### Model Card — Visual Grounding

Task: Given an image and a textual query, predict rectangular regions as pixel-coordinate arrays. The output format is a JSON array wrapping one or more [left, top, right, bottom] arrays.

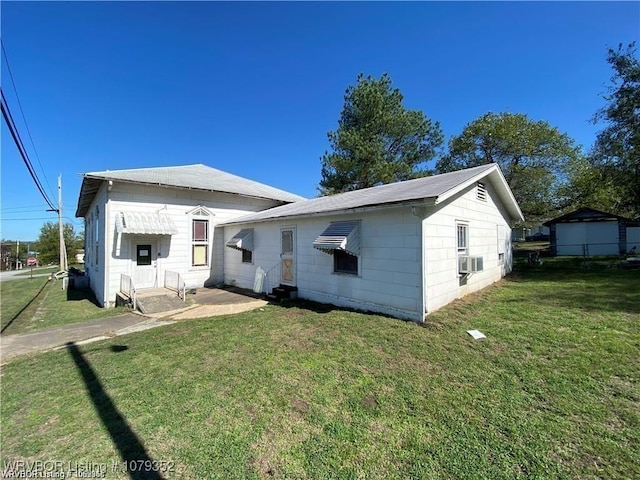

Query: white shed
[[222, 164, 524, 322], [544, 208, 637, 256]]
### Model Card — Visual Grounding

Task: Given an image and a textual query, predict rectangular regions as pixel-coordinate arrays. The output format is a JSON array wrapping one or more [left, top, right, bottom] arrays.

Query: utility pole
[[16, 239, 19, 270], [58, 175, 67, 271]]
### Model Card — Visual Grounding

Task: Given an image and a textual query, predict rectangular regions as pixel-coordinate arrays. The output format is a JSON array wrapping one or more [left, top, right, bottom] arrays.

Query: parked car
[[525, 232, 550, 242]]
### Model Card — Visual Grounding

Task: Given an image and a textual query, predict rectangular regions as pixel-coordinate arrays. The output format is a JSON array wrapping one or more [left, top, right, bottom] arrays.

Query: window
[[281, 229, 294, 256], [136, 245, 152, 266], [242, 249, 253, 264], [497, 225, 506, 264], [192, 219, 209, 267], [334, 250, 358, 275], [457, 223, 469, 255]]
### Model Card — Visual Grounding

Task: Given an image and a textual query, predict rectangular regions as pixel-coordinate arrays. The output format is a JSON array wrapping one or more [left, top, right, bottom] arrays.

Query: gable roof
[[75, 164, 305, 217], [543, 207, 632, 226], [223, 164, 524, 226]]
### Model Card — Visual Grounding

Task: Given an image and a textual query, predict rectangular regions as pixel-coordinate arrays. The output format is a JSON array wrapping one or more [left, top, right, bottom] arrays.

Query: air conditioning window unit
[[459, 256, 484, 273]]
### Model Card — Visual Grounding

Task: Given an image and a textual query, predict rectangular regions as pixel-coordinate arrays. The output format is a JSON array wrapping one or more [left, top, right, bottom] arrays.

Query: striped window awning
[[313, 221, 360, 256], [115, 211, 178, 235], [226, 229, 254, 251]]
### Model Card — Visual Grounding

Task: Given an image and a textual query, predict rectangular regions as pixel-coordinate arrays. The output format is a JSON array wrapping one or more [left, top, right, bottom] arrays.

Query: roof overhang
[[226, 229, 254, 251], [115, 211, 178, 235], [313, 221, 361, 256]]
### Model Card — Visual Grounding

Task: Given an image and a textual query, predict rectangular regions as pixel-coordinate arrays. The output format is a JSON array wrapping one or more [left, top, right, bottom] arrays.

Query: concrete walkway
[[0, 314, 176, 362], [0, 286, 268, 363]]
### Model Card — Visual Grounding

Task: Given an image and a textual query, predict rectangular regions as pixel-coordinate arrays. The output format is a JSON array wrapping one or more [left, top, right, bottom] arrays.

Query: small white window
[[334, 250, 358, 275], [457, 223, 469, 255]]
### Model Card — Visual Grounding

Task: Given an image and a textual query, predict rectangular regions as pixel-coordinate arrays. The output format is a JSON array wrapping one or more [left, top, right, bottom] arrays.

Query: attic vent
[[477, 182, 487, 202]]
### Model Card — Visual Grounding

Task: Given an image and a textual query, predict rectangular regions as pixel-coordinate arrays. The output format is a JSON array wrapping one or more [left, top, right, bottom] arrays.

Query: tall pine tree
[[319, 73, 443, 195]]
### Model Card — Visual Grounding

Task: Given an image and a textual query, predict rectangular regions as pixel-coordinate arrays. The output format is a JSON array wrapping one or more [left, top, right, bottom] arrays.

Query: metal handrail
[[164, 270, 186, 302], [120, 273, 137, 310], [263, 262, 281, 295]]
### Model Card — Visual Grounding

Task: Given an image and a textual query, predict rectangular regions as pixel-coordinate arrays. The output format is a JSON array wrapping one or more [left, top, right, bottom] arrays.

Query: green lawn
[[1, 259, 638, 479], [0, 276, 128, 335]]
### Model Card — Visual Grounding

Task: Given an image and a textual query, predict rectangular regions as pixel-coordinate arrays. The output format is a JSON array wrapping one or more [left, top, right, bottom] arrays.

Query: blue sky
[[2, 1, 639, 242]]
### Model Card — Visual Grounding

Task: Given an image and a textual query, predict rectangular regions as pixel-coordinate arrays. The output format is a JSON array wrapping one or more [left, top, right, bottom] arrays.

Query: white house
[[222, 163, 524, 321], [76, 163, 524, 322], [74, 164, 304, 308], [544, 207, 640, 256]]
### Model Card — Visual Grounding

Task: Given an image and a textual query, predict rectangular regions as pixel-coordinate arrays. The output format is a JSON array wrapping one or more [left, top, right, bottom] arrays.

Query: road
[[0, 267, 57, 283]]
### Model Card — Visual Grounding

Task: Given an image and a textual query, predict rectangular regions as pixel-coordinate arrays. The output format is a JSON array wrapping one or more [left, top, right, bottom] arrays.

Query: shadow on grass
[[0, 280, 49, 334], [66, 342, 164, 480], [66, 287, 102, 307]]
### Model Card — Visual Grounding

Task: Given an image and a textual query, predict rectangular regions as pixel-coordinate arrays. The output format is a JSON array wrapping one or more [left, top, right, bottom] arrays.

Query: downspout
[[412, 206, 428, 322]]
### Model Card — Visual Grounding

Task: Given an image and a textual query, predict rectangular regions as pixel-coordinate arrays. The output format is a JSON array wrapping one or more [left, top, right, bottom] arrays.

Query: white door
[[280, 227, 295, 286], [133, 242, 156, 288]]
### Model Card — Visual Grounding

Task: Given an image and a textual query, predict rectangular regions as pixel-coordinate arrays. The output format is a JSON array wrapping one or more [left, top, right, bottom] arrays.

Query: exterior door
[[133, 242, 156, 288], [280, 227, 295, 285]]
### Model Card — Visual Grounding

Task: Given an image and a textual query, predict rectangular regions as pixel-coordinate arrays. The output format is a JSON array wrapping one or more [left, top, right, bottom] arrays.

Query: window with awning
[[313, 221, 360, 256], [226, 229, 254, 251], [115, 211, 178, 235]]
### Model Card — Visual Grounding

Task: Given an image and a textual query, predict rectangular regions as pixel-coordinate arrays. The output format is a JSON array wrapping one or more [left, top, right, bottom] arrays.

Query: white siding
[[84, 183, 108, 307], [224, 209, 424, 321], [556, 222, 619, 256], [89, 182, 283, 307], [423, 182, 513, 314]]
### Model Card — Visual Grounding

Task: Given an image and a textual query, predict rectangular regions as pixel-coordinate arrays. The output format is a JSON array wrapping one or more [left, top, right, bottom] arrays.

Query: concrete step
[[136, 294, 186, 315]]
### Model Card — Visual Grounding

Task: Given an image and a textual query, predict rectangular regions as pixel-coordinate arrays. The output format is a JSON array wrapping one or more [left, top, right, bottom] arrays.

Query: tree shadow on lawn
[[66, 342, 165, 480]]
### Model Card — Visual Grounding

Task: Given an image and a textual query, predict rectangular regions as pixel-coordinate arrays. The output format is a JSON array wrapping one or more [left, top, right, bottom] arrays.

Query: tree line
[[320, 43, 639, 224], [1, 222, 83, 270]]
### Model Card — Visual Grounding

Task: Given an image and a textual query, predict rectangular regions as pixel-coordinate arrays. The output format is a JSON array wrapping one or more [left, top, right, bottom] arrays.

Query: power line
[[1, 40, 55, 201], [1, 205, 51, 212], [1, 87, 58, 211]]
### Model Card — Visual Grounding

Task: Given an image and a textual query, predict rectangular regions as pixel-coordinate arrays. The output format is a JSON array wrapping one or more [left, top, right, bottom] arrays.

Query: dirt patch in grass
[[361, 394, 378, 408], [291, 397, 309, 413]]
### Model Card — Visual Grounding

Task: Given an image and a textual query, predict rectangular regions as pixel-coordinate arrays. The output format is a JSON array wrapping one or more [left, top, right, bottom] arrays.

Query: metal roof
[[226, 229, 254, 251], [313, 221, 361, 256], [115, 211, 179, 235], [543, 207, 632, 226], [223, 164, 524, 225], [75, 164, 305, 217]]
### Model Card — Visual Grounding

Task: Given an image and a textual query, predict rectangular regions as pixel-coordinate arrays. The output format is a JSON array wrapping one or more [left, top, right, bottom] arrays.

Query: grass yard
[[1, 259, 638, 479], [0, 276, 127, 335]]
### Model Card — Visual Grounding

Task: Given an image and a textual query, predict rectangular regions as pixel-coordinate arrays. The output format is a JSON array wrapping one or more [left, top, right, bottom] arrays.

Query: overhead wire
[[1, 39, 55, 201], [1, 87, 58, 212]]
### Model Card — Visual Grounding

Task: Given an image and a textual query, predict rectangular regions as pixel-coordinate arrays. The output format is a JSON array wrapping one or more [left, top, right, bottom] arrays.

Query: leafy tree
[[589, 42, 640, 218], [560, 156, 620, 214], [436, 112, 582, 222], [319, 73, 443, 194], [34, 221, 82, 266]]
